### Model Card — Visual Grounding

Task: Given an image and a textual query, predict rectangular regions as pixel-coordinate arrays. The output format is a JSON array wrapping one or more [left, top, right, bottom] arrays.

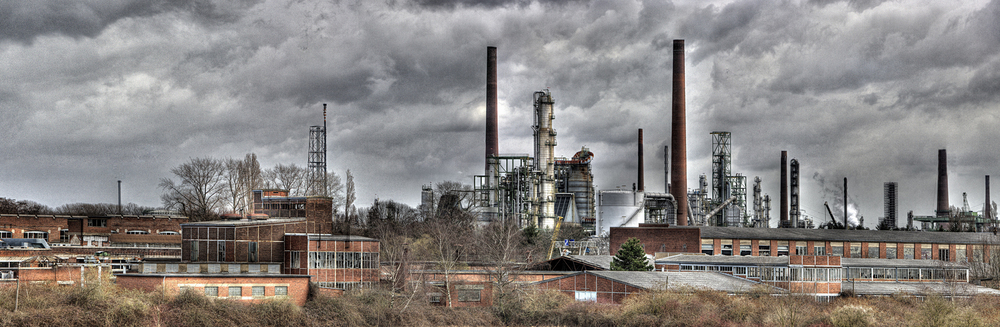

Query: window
[[740, 244, 752, 256], [813, 246, 826, 256], [205, 286, 218, 297], [758, 244, 771, 257], [228, 286, 242, 298], [831, 242, 844, 257], [275, 286, 288, 296], [886, 244, 897, 259], [921, 245, 932, 260], [957, 245, 967, 262], [903, 244, 914, 259], [701, 239, 714, 255], [868, 243, 880, 258], [575, 291, 597, 302], [939, 248, 950, 261], [428, 293, 442, 303], [249, 242, 258, 262], [217, 242, 226, 261], [795, 245, 807, 256], [721, 244, 733, 256], [252, 286, 265, 297], [126, 230, 149, 234], [158, 231, 179, 235], [777, 241, 789, 256], [88, 219, 107, 227], [190, 241, 199, 261], [456, 285, 483, 302], [291, 252, 300, 269], [24, 231, 48, 239], [0, 231, 11, 238], [973, 245, 984, 262]]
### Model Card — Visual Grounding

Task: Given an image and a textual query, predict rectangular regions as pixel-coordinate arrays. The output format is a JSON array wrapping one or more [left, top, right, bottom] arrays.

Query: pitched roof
[[586, 271, 778, 293], [843, 281, 1000, 296]]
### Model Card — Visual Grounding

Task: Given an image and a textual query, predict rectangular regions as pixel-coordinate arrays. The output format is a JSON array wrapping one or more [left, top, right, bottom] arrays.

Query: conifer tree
[[611, 237, 652, 271]]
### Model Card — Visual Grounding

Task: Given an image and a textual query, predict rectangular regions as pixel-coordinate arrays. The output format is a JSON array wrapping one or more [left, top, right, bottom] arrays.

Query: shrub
[[829, 304, 873, 327]]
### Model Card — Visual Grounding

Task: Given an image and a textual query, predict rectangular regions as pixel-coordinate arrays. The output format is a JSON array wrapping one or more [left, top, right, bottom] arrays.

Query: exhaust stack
[[937, 149, 949, 217], [670, 39, 689, 225], [638, 129, 644, 192], [486, 46, 498, 174], [987, 175, 992, 222], [780, 151, 788, 227]]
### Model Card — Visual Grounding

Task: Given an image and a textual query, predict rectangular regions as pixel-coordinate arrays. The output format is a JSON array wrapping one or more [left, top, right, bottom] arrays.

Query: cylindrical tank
[[596, 190, 643, 236]]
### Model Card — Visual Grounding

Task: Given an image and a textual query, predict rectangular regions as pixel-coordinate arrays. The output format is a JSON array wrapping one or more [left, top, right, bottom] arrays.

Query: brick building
[[116, 274, 311, 306], [252, 190, 333, 235], [611, 224, 1000, 263], [0, 214, 186, 246], [181, 218, 307, 263], [283, 233, 380, 290]]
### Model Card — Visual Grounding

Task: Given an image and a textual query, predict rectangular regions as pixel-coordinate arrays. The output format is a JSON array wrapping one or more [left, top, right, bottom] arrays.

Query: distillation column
[[533, 90, 557, 228]]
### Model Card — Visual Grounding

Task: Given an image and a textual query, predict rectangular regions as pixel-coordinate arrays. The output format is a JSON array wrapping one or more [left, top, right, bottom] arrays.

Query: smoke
[[812, 172, 862, 227]]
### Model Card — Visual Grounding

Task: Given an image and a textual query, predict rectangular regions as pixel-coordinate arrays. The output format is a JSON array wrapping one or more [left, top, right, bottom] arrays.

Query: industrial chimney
[[987, 175, 992, 222], [780, 151, 788, 227], [670, 39, 689, 226], [638, 129, 644, 192], [486, 46, 498, 175], [937, 149, 949, 218]]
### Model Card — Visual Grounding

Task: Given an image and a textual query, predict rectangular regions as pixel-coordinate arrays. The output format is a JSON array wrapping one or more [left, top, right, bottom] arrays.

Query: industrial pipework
[[670, 39, 689, 226], [486, 47, 498, 175], [780, 151, 788, 227], [638, 129, 644, 192]]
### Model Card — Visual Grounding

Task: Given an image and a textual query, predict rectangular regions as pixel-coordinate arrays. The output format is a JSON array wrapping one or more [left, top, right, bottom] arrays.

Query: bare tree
[[344, 169, 356, 225], [477, 220, 526, 307], [363, 199, 420, 290], [423, 211, 473, 308], [54, 203, 155, 216], [223, 154, 262, 215], [159, 157, 227, 221], [326, 170, 345, 209], [263, 163, 308, 195], [0, 198, 52, 215]]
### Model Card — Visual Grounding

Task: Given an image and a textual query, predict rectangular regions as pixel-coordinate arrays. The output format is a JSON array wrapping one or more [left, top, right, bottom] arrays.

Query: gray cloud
[[1, 0, 998, 230]]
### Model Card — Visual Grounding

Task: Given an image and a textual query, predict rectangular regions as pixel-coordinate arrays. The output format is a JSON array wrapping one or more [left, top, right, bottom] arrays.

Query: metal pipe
[[670, 39, 688, 226], [987, 175, 992, 222]]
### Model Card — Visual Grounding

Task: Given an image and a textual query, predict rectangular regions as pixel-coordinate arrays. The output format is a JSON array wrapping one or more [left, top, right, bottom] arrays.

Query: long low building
[[611, 225, 1000, 263]]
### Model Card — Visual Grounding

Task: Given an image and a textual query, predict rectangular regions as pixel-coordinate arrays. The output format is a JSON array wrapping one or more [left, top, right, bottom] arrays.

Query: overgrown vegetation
[[8, 280, 1000, 327]]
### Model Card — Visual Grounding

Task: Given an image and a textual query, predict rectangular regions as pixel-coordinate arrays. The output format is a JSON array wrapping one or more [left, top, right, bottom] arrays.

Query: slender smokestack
[[937, 149, 949, 217], [670, 39, 689, 226], [117, 180, 122, 215], [986, 175, 992, 222], [486, 46, 498, 174], [638, 129, 644, 192], [664, 145, 669, 193], [780, 151, 788, 227]]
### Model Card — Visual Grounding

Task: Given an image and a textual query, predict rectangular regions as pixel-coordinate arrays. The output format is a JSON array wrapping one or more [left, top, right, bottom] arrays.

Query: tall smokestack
[[670, 39, 689, 226], [986, 175, 992, 222], [486, 46, 498, 174], [937, 149, 949, 217], [638, 129, 644, 192], [780, 151, 788, 227]]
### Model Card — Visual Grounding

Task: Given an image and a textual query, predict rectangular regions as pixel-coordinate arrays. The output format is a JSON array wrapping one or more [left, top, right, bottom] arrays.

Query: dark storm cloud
[[0, 0, 257, 43]]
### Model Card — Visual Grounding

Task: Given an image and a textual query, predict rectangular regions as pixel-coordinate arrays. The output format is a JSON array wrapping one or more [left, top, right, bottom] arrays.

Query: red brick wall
[[116, 275, 311, 306], [536, 273, 641, 304], [609, 227, 700, 255]]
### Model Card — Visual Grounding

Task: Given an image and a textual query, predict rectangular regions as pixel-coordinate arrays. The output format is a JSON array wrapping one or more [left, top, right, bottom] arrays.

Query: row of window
[[679, 265, 969, 282], [315, 281, 376, 290], [192, 285, 288, 298], [702, 240, 986, 262], [0, 230, 177, 240], [305, 252, 379, 270]]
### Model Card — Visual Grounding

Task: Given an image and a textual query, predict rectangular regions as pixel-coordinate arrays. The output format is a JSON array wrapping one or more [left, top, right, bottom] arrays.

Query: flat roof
[[843, 281, 1000, 296], [181, 218, 305, 227], [285, 233, 378, 242], [693, 226, 1000, 245], [585, 271, 779, 293], [115, 273, 311, 278]]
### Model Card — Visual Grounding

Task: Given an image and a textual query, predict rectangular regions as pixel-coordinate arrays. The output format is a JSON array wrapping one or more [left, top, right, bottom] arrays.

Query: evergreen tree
[[611, 237, 652, 271]]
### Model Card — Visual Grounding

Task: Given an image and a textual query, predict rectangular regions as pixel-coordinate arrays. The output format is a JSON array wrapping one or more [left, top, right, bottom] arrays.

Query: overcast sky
[[2, 0, 999, 228]]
